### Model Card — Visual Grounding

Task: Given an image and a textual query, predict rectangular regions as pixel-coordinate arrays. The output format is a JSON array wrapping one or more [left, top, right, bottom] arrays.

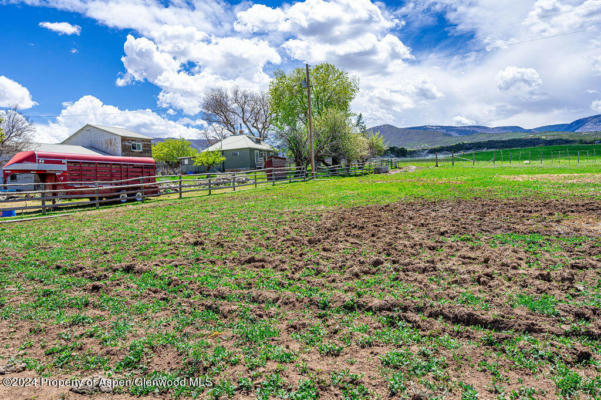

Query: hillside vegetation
[[371, 114, 601, 149]]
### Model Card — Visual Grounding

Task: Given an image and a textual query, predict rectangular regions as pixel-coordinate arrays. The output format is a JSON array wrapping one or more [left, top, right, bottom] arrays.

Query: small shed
[[265, 156, 288, 181], [199, 135, 277, 172]]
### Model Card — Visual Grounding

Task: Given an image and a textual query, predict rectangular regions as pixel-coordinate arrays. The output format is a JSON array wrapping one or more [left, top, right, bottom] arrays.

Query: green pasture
[[0, 162, 600, 399]]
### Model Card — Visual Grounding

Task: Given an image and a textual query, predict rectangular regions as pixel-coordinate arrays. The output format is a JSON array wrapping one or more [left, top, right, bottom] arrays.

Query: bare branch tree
[[201, 124, 230, 147], [202, 88, 272, 141], [202, 89, 238, 137], [0, 107, 35, 160]]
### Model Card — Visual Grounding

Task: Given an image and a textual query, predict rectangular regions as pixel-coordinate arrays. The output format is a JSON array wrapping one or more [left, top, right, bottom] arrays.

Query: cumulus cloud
[[592, 100, 601, 113], [496, 66, 542, 92], [0, 76, 37, 109], [39, 21, 81, 35], [33, 95, 204, 143], [14, 0, 601, 130], [236, 0, 411, 71], [453, 115, 476, 126], [524, 0, 601, 36], [117, 34, 281, 114]]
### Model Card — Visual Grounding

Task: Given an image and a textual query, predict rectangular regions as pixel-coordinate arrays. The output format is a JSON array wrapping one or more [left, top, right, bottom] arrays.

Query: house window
[[183, 159, 189, 165], [131, 142, 143, 152], [232, 151, 240, 157]]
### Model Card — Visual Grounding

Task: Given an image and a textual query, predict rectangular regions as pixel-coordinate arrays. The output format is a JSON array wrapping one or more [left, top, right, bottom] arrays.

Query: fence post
[[233, 172, 236, 192], [578, 151, 580, 164], [492, 152, 495, 166], [139, 177, 145, 202], [178, 174, 182, 199], [452, 152, 455, 166], [540, 152, 543, 165], [509, 152, 512, 165], [208, 177, 212, 195], [435, 152, 439, 167], [254, 171, 257, 188], [95, 182, 100, 209], [472, 151, 475, 166], [289, 167, 292, 183], [41, 183, 47, 215]]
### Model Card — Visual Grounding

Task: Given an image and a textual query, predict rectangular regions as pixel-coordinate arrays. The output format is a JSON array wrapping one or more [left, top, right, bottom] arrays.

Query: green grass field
[[465, 144, 601, 163], [402, 143, 601, 169], [1, 163, 601, 399]]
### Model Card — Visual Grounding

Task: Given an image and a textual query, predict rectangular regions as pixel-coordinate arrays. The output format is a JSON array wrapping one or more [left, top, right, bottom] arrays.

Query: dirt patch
[[501, 173, 601, 184], [3, 198, 601, 399]]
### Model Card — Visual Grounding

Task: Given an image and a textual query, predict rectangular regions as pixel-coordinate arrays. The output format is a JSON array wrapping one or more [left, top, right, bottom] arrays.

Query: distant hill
[[152, 138, 208, 152], [404, 125, 530, 136], [371, 114, 601, 149]]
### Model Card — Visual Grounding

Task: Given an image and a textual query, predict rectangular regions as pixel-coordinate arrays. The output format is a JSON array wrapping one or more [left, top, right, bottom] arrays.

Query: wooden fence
[[0, 159, 397, 217]]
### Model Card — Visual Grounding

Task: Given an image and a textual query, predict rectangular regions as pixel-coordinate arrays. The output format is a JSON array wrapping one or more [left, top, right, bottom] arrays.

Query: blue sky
[[1, 0, 601, 141]]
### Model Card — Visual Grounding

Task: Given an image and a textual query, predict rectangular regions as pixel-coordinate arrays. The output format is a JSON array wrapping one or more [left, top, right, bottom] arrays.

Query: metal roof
[[28, 143, 108, 155], [203, 135, 276, 152], [86, 124, 152, 139]]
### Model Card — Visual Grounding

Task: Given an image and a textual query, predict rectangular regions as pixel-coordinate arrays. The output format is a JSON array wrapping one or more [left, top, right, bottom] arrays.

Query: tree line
[[415, 137, 596, 156], [153, 63, 387, 169]]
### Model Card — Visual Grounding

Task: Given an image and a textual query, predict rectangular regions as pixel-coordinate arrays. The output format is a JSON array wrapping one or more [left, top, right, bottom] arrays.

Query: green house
[[181, 135, 277, 173]]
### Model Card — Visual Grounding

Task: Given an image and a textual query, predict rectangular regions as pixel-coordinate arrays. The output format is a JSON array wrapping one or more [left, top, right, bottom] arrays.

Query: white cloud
[[26, 0, 229, 38], [453, 115, 476, 126], [116, 35, 180, 86], [117, 34, 281, 114], [524, 0, 601, 36], [33, 95, 204, 143], [236, 0, 410, 72], [593, 56, 601, 75], [592, 100, 601, 113], [39, 21, 81, 35], [14, 0, 601, 131], [0, 76, 37, 109], [496, 66, 542, 92]]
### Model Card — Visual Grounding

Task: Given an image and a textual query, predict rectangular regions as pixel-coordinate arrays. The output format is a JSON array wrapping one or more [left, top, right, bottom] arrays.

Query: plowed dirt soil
[[1, 198, 600, 399]]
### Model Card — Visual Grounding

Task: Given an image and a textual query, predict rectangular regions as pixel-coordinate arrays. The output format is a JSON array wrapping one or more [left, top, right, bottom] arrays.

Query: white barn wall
[[63, 126, 121, 156]]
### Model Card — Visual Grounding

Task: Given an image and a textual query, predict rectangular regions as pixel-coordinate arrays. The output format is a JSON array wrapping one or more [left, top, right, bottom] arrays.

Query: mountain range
[[370, 114, 601, 149], [152, 138, 209, 151]]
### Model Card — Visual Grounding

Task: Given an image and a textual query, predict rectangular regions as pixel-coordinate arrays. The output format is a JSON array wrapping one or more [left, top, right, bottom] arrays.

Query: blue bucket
[[1, 210, 16, 218]]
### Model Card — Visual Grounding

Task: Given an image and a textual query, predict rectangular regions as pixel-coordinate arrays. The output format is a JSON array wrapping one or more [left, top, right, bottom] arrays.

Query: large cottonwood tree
[[269, 63, 361, 167]]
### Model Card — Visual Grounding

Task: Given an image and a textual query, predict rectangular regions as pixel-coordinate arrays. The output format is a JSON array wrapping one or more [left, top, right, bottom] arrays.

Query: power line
[[485, 28, 590, 50]]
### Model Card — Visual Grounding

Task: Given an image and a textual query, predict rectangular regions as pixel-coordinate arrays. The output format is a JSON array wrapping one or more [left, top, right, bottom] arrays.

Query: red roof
[[3, 151, 155, 169]]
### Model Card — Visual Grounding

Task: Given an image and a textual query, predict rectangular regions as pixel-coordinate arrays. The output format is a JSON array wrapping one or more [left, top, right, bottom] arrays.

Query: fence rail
[[398, 148, 601, 167], [0, 159, 398, 217]]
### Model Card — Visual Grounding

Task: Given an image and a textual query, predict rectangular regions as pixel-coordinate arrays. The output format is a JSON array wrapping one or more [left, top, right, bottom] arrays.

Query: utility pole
[[305, 64, 315, 177]]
